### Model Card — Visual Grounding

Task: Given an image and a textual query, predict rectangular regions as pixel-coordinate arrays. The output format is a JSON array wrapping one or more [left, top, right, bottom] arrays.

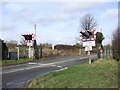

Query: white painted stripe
[[55, 67, 68, 72], [57, 66, 62, 68], [2, 57, 88, 75], [51, 65, 56, 66], [2, 65, 44, 75], [28, 62, 37, 64]]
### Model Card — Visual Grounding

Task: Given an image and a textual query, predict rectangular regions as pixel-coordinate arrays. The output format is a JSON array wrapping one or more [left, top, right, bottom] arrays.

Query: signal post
[[22, 34, 35, 58], [80, 30, 96, 64]]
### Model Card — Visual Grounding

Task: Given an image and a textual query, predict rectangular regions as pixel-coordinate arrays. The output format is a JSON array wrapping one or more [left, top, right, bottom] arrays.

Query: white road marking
[[2, 57, 88, 75], [28, 62, 37, 64], [51, 65, 56, 66], [56, 66, 62, 68], [55, 67, 68, 71], [2, 65, 44, 75]]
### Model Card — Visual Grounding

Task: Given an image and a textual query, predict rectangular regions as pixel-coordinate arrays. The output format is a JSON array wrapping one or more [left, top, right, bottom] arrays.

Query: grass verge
[[1, 58, 48, 67], [23, 57, 119, 88]]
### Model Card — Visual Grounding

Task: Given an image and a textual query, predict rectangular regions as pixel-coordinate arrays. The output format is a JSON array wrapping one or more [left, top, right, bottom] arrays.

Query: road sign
[[100, 50, 104, 52], [85, 46, 92, 51], [83, 41, 95, 47], [27, 42, 33, 46]]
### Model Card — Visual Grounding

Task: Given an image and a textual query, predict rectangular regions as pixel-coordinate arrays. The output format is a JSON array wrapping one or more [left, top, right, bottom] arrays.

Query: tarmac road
[[2, 55, 97, 88]]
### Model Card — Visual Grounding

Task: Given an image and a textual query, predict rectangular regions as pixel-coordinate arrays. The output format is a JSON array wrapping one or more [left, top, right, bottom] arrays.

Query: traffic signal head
[[22, 35, 32, 40], [80, 32, 89, 39], [87, 31, 92, 35], [80, 30, 96, 41]]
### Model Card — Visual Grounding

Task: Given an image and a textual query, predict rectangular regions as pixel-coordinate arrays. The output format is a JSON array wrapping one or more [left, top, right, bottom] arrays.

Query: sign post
[[28, 45, 31, 58], [22, 34, 35, 58], [88, 51, 91, 64], [100, 49, 104, 58], [80, 30, 96, 64]]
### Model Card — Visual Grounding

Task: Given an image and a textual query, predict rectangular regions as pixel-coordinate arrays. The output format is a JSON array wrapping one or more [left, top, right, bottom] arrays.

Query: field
[[23, 57, 119, 88]]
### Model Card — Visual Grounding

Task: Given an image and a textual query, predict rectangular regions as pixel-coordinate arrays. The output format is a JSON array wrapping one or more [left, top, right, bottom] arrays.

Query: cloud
[[5, 2, 105, 27], [46, 36, 76, 45], [2, 25, 15, 31], [12, 7, 36, 22], [9, 3, 75, 26], [8, 2, 104, 27], [3, 2, 24, 12], [100, 8, 118, 19], [37, 13, 78, 26], [1, 0, 119, 3], [61, 2, 105, 12]]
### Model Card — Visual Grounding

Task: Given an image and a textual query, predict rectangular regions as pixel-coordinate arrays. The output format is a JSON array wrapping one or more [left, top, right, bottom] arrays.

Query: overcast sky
[[0, 0, 118, 45]]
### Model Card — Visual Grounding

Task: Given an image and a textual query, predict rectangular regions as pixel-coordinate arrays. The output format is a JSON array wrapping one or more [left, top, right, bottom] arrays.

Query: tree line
[[112, 28, 120, 61]]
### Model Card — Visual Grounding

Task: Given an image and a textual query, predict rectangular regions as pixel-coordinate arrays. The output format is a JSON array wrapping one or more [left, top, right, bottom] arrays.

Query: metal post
[[24, 47, 25, 58], [40, 46, 42, 58], [32, 47, 34, 60], [101, 51, 102, 59], [110, 49, 112, 56], [79, 49, 81, 55], [52, 44, 54, 50], [17, 46, 19, 60], [38, 48, 40, 58], [105, 48, 106, 57], [108, 49, 109, 56], [28, 45, 31, 58], [88, 51, 91, 64]]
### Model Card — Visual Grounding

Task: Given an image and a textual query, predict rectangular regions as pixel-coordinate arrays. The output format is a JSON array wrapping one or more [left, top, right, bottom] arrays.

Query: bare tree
[[80, 13, 105, 58], [112, 28, 120, 61], [80, 13, 97, 30], [76, 13, 97, 46]]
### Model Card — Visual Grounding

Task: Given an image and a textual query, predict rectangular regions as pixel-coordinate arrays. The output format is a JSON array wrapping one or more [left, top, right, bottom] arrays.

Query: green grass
[[1, 58, 48, 67], [23, 57, 119, 88]]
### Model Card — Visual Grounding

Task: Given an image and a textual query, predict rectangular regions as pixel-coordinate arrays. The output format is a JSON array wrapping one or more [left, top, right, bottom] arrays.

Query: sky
[[0, 0, 119, 45]]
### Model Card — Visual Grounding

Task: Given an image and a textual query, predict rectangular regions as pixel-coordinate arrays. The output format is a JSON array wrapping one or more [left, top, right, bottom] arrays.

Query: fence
[[9, 47, 29, 59], [7, 46, 88, 60]]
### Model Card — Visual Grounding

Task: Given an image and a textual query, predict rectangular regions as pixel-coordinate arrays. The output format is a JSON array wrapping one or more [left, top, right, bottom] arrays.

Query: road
[[2, 55, 97, 88]]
